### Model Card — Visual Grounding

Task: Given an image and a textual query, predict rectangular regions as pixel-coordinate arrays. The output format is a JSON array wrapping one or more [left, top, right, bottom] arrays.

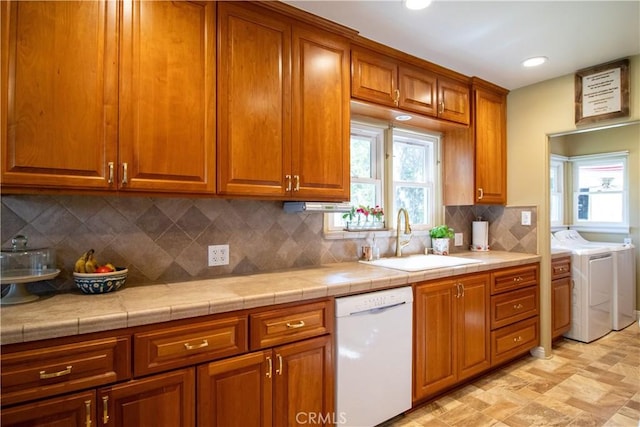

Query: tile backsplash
[[1, 195, 537, 294]]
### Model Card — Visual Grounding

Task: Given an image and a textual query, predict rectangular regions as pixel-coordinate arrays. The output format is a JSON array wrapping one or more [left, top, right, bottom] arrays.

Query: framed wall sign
[[575, 58, 629, 125]]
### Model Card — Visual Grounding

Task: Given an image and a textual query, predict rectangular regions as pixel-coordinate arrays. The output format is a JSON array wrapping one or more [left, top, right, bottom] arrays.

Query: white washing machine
[[553, 231, 614, 342], [555, 230, 636, 331]]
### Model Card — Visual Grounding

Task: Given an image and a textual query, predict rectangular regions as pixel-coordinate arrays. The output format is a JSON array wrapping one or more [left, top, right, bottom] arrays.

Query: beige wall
[[507, 54, 640, 356]]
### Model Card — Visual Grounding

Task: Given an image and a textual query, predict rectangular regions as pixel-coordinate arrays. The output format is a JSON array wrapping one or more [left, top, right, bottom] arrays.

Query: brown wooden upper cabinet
[[443, 78, 508, 205], [1, 0, 216, 193], [473, 78, 508, 204], [217, 2, 351, 201], [351, 47, 470, 125]]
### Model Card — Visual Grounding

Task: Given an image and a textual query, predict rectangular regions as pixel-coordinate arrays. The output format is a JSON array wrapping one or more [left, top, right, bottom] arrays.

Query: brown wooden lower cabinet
[[198, 335, 333, 427], [552, 256, 572, 340], [1, 389, 96, 427], [99, 368, 195, 427], [413, 273, 491, 402]]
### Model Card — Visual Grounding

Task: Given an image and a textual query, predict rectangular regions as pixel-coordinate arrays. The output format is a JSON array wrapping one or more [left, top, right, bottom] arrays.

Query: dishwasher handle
[[349, 301, 407, 316]]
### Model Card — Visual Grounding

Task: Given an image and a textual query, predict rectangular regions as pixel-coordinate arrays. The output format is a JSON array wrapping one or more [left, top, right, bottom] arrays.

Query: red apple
[[95, 265, 113, 273]]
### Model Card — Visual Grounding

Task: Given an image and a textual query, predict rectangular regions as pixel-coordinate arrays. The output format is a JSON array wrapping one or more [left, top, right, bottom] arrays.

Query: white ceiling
[[284, 0, 640, 90]]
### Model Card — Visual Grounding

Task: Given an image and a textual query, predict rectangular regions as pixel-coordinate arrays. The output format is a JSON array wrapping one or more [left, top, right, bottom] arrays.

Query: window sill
[[323, 228, 431, 240]]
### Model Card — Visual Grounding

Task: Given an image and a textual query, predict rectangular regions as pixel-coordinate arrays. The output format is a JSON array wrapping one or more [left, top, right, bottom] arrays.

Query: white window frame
[[569, 151, 629, 233], [550, 154, 566, 228]]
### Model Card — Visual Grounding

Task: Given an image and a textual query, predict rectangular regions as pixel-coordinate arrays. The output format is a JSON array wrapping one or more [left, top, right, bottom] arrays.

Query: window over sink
[[325, 121, 441, 233]]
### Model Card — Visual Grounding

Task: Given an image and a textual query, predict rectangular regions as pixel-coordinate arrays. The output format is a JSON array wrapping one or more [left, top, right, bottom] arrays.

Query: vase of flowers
[[429, 225, 454, 255], [342, 205, 385, 231]]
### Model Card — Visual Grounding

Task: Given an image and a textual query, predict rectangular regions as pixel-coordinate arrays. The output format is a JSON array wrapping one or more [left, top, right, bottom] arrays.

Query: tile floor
[[389, 322, 640, 427]]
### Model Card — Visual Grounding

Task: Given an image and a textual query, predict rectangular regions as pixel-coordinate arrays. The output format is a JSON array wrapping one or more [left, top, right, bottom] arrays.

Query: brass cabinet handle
[[393, 89, 400, 106], [266, 356, 273, 378], [477, 188, 484, 200], [102, 396, 109, 424], [40, 365, 72, 379], [513, 336, 523, 343], [459, 283, 465, 298], [276, 354, 283, 376], [84, 400, 92, 427], [184, 339, 208, 351], [293, 175, 300, 191], [512, 276, 524, 282], [285, 175, 292, 192], [438, 101, 444, 114], [122, 162, 128, 185], [286, 320, 305, 329], [513, 303, 524, 310], [108, 162, 114, 184]]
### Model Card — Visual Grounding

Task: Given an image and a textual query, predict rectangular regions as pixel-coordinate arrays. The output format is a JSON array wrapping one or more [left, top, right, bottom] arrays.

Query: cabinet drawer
[[250, 300, 332, 350], [1, 336, 130, 406], [491, 264, 538, 294], [491, 317, 539, 366], [491, 286, 539, 329], [134, 316, 247, 377], [551, 256, 571, 280]]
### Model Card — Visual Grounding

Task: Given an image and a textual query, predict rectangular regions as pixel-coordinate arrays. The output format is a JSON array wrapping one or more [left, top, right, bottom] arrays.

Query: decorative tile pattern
[[389, 323, 640, 427], [1, 195, 537, 293]]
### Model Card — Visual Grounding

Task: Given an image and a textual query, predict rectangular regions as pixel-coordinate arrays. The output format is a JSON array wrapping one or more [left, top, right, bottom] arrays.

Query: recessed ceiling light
[[522, 56, 548, 67], [395, 114, 412, 121], [404, 0, 432, 10]]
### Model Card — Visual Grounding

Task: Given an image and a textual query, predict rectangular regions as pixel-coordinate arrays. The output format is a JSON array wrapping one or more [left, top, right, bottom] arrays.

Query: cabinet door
[[438, 77, 470, 125], [351, 48, 398, 107], [197, 351, 272, 427], [1, 389, 96, 427], [552, 276, 572, 339], [1, 1, 118, 190], [217, 2, 290, 198], [397, 65, 437, 117], [291, 25, 350, 201], [119, 0, 215, 193], [273, 335, 334, 427], [413, 280, 458, 402], [99, 368, 195, 427], [474, 86, 507, 204], [457, 274, 491, 380]]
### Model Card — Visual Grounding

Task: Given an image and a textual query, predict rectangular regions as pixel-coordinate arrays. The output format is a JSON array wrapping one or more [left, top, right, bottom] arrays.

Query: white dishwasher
[[335, 286, 413, 427]]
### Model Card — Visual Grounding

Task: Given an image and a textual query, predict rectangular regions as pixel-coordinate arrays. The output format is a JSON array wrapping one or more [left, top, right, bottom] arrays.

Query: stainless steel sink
[[361, 254, 483, 272]]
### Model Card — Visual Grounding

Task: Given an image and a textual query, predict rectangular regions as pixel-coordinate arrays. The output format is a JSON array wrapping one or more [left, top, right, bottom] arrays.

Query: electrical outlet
[[208, 244, 229, 266], [521, 211, 532, 226], [454, 233, 463, 246]]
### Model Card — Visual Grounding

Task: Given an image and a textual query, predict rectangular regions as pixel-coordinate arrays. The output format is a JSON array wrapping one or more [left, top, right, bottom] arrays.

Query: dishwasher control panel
[[335, 286, 413, 317]]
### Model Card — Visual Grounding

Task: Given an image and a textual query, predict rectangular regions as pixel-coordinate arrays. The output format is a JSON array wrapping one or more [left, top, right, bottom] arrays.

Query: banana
[[74, 249, 96, 273], [84, 250, 98, 273]]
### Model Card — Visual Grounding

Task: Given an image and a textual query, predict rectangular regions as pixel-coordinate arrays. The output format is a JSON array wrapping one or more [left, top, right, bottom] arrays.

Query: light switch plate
[[454, 233, 463, 246], [521, 211, 532, 226]]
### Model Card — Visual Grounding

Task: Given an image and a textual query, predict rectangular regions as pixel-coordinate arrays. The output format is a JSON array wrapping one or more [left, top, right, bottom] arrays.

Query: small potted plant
[[429, 225, 454, 255]]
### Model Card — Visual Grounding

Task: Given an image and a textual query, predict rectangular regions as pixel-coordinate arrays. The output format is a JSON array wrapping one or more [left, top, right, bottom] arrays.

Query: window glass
[[571, 153, 628, 230], [392, 131, 436, 228]]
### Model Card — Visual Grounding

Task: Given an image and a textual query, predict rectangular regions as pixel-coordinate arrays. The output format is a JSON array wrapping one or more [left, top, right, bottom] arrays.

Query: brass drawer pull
[[266, 356, 273, 378], [184, 339, 209, 350], [102, 396, 110, 424], [286, 320, 306, 329], [513, 303, 524, 310], [293, 175, 300, 191], [84, 400, 92, 427], [40, 365, 72, 379], [512, 276, 524, 282], [122, 162, 128, 185], [512, 336, 523, 343]]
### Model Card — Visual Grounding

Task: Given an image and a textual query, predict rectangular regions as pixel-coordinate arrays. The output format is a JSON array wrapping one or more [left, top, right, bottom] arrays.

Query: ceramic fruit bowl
[[73, 268, 128, 294]]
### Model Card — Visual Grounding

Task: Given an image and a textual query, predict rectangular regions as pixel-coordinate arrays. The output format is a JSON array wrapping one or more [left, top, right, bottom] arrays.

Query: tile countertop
[[1, 251, 540, 345]]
